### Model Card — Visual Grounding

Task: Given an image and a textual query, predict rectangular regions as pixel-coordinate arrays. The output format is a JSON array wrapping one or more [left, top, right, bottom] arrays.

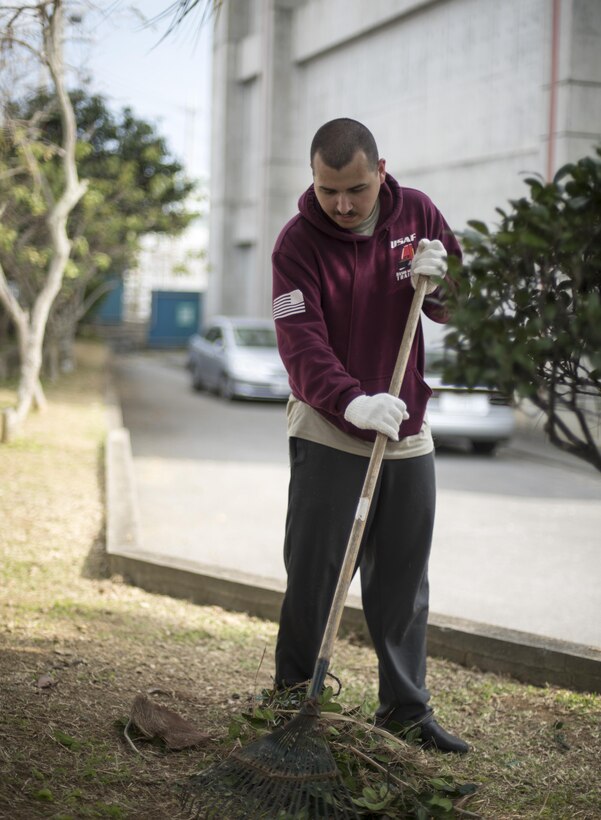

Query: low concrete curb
[[105, 378, 601, 695], [426, 614, 601, 694], [105, 381, 139, 557]]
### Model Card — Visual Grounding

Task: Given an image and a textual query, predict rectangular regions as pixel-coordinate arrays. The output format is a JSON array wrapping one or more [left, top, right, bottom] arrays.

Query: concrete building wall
[[208, 0, 601, 318]]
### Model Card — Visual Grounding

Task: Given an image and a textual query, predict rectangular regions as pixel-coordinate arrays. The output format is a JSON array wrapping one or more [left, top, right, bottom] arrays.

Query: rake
[[181, 276, 430, 819]]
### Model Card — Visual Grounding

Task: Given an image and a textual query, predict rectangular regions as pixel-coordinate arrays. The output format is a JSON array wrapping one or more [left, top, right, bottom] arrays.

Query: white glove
[[344, 393, 409, 440], [410, 238, 447, 294]]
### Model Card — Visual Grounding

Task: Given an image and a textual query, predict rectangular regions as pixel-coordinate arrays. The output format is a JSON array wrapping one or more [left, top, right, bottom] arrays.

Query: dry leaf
[[129, 694, 210, 750]]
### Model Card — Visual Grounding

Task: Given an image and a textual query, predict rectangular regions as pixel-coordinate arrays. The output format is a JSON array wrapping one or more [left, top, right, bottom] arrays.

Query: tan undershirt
[[287, 396, 433, 459], [286, 199, 434, 459]]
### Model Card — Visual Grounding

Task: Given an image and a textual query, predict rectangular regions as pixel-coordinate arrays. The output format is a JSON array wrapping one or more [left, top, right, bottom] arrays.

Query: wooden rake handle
[[308, 275, 430, 698]]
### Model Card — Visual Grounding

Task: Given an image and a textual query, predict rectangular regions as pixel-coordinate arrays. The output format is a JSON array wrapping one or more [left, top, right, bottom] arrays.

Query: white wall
[[208, 0, 601, 316]]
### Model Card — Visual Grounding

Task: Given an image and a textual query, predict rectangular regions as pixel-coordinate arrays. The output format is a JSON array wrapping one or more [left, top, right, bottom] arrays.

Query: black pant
[[275, 437, 436, 722]]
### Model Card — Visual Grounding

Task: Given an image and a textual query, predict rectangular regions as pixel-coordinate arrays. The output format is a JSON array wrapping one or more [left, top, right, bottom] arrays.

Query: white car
[[425, 348, 515, 454], [187, 316, 290, 401]]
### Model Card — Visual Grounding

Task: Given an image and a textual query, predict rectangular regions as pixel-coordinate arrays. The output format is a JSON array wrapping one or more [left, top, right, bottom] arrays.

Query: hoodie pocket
[[401, 368, 432, 436], [360, 368, 432, 438]]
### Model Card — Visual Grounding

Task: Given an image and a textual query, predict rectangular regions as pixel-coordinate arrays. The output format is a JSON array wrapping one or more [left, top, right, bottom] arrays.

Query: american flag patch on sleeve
[[272, 289, 306, 320]]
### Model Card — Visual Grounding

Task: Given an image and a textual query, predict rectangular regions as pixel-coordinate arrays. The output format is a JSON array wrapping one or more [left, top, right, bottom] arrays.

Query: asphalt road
[[113, 350, 601, 649]]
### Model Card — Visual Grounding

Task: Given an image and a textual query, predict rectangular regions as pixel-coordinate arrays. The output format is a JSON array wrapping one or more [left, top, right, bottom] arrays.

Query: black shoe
[[416, 718, 469, 754], [380, 716, 469, 754]]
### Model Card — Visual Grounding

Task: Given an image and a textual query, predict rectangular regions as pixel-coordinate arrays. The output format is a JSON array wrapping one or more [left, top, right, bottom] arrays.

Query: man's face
[[312, 150, 386, 230]]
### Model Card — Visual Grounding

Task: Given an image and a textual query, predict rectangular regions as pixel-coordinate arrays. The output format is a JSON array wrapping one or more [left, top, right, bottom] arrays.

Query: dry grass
[[0, 341, 600, 819]]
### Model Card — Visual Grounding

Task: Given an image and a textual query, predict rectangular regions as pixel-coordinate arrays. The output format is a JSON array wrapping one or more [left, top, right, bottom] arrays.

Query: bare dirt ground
[[1, 342, 600, 819]]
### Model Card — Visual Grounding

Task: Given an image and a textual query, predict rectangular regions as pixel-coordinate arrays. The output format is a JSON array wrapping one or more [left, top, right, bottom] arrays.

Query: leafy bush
[[444, 147, 601, 471]]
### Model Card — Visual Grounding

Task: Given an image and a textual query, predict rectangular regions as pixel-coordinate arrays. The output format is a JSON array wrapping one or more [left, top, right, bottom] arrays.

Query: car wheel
[[192, 364, 205, 392], [218, 373, 235, 400], [471, 440, 498, 455]]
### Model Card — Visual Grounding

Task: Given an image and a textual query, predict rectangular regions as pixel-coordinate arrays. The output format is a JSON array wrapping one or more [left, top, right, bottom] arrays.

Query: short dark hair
[[310, 118, 379, 171]]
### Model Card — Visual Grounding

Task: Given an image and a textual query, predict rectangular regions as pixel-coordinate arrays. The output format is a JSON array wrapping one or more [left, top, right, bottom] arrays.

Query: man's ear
[[378, 158, 386, 183]]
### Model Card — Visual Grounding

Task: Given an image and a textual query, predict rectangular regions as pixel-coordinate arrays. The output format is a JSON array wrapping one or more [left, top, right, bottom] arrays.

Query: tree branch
[[0, 33, 46, 63], [0, 164, 28, 181], [42, 1, 84, 209], [0, 259, 28, 329]]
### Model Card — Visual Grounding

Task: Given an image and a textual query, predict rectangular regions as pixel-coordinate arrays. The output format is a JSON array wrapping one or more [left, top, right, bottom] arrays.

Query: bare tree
[[0, 1, 87, 442]]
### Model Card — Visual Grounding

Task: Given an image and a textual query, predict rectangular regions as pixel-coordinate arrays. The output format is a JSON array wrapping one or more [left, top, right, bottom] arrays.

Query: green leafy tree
[[444, 147, 601, 471], [1, 88, 200, 376]]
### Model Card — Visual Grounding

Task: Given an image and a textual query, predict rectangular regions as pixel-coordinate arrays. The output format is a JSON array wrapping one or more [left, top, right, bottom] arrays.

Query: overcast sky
[[69, 0, 213, 182]]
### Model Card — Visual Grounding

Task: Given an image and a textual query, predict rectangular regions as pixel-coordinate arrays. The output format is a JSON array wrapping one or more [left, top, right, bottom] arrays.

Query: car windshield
[[233, 327, 277, 348]]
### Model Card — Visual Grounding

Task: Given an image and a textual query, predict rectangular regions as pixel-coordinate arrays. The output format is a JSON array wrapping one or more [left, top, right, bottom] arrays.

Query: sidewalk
[[105, 361, 601, 694]]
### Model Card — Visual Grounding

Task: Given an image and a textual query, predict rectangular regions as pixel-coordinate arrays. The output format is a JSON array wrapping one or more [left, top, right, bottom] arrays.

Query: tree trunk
[[1, 227, 82, 441], [0, 1, 87, 442], [0, 275, 46, 441]]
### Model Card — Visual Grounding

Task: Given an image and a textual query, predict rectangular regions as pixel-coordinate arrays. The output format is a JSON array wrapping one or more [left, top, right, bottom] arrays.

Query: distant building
[[123, 221, 208, 324], [208, 0, 601, 318]]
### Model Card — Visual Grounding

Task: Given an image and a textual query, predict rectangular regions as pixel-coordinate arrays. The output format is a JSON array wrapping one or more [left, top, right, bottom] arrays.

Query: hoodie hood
[[298, 173, 404, 241]]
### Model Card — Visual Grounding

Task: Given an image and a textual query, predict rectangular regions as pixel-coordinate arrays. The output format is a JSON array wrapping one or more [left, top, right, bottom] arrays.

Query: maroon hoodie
[[271, 173, 461, 442]]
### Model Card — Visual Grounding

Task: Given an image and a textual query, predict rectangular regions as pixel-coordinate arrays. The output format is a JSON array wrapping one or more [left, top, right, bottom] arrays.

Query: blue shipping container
[[148, 290, 203, 348], [94, 278, 123, 324]]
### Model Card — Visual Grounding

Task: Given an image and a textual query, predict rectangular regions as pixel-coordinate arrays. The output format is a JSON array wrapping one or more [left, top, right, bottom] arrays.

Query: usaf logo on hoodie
[[390, 233, 416, 281]]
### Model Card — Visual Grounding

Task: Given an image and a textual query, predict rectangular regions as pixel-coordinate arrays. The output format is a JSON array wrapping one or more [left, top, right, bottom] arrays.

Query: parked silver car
[[187, 316, 290, 401], [425, 348, 515, 454]]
